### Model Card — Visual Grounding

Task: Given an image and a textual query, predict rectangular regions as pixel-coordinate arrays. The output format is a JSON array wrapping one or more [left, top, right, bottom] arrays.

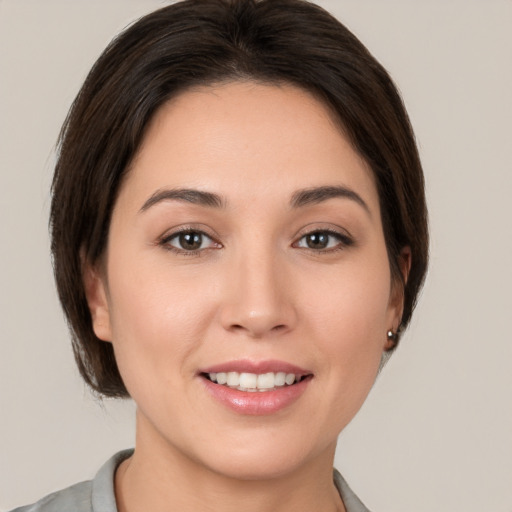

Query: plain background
[[1, 0, 511, 510]]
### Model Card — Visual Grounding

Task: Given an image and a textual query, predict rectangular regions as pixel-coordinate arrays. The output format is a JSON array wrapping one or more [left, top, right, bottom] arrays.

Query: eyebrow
[[290, 185, 371, 215], [139, 188, 225, 212], [139, 185, 370, 215]]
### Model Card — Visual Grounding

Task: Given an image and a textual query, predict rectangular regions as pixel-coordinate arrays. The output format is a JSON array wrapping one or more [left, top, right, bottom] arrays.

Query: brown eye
[[295, 230, 352, 251], [164, 230, 216, 252], [304, 232, 330, 249], [178, 232, 203, 250]]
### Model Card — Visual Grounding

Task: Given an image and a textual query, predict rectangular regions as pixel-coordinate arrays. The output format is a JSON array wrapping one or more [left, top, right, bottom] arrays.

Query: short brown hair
[[51, 0, 428, 397]]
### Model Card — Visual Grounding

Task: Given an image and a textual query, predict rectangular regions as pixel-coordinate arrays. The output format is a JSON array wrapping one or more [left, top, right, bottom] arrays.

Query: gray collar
[[91, 450, 371, 512], [91, 449, 133, 512], [333, 469, 372, 512]]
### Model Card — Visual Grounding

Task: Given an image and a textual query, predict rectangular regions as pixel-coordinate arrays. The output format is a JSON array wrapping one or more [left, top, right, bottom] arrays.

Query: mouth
[[199, 362, 313, 414], [201, 371, 311, 392]]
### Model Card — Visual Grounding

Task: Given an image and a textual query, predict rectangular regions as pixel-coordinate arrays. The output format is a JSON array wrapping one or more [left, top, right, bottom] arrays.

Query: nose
[[219, 250, 297, 338]]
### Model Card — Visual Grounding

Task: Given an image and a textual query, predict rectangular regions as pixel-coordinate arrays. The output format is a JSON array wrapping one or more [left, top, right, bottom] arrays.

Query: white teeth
[[227, 372, 240, 387], [257, 372, 275, 389], [285, 373, 295, 385], [206, 371, 304, 391], [274, 372, 286, 386], [239, 372, 257, 388]]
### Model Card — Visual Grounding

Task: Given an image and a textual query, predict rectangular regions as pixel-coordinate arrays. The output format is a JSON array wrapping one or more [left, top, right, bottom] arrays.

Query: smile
[[199, 360, 313, 414], [204, 371, 306, 392]]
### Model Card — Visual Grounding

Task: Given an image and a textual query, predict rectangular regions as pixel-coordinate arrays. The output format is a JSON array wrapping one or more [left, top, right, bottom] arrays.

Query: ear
[[82, 259, 113, 342], [385, 246, 411, 350]]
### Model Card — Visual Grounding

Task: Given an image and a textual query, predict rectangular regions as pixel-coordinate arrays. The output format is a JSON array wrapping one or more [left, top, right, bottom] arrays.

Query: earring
[[386, 330, 397, 344]]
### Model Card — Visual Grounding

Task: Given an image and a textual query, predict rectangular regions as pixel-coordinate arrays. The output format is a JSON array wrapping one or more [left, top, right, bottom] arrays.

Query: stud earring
[[386, 330, 397, 342]]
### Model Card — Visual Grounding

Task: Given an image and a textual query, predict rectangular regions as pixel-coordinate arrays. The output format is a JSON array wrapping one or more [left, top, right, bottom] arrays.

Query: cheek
[[302, 255, 392, 402], [104, 260, 219, 386], [306, 257, 392, 343]]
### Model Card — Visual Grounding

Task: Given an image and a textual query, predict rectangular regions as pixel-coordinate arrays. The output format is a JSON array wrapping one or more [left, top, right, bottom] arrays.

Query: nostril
[[228, 322, 288, 336]]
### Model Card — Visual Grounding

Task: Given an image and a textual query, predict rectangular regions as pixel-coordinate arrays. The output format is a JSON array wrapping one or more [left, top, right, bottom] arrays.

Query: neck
[[115, 414, 345, 512]]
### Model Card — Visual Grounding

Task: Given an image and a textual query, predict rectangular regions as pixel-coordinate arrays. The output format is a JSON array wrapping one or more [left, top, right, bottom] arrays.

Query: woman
[[12, 0, 428, 511]]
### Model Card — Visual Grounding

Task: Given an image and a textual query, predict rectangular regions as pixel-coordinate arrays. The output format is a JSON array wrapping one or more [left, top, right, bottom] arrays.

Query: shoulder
[[8, 480, 93, 512], [8, 450, 133, 512]]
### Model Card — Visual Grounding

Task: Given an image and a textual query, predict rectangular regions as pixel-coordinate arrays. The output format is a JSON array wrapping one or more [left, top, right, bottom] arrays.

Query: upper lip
[[199, 359, 312, 376]]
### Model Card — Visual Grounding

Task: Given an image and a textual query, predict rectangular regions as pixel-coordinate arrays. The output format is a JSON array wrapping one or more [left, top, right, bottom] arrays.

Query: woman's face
[[87, 81, 404, 479]]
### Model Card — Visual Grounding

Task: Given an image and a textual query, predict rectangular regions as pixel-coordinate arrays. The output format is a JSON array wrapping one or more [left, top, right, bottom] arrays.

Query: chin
[[204, 451, 311, 482], [189, 429, 336, 482]]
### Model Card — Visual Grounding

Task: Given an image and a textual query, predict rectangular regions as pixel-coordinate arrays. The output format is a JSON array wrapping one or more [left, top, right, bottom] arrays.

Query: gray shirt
[[10, 450, 371, 512]]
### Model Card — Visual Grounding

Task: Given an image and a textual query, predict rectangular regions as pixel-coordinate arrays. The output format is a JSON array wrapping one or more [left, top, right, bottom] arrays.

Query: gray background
[[1, 1, 511, 510]]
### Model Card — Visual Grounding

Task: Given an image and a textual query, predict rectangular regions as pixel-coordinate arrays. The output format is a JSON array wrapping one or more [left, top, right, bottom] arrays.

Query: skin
[[84, 81, 407, 512]]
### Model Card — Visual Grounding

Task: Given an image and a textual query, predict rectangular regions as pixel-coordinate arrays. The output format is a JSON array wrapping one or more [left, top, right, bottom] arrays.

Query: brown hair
[[51, 0, 428, 397]]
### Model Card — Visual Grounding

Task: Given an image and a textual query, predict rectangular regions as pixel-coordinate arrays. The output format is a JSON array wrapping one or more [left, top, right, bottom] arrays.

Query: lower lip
[[201, 376, 311, 415]]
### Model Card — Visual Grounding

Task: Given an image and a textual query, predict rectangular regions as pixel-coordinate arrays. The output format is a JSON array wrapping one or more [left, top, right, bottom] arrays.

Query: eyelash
[[293, 229, 354, 253], [159, 227, 221, 256], [158, 227, 353, 256]]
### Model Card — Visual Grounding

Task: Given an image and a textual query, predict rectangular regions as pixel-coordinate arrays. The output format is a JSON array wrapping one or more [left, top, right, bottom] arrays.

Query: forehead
[[120, 81, 379, 212]]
